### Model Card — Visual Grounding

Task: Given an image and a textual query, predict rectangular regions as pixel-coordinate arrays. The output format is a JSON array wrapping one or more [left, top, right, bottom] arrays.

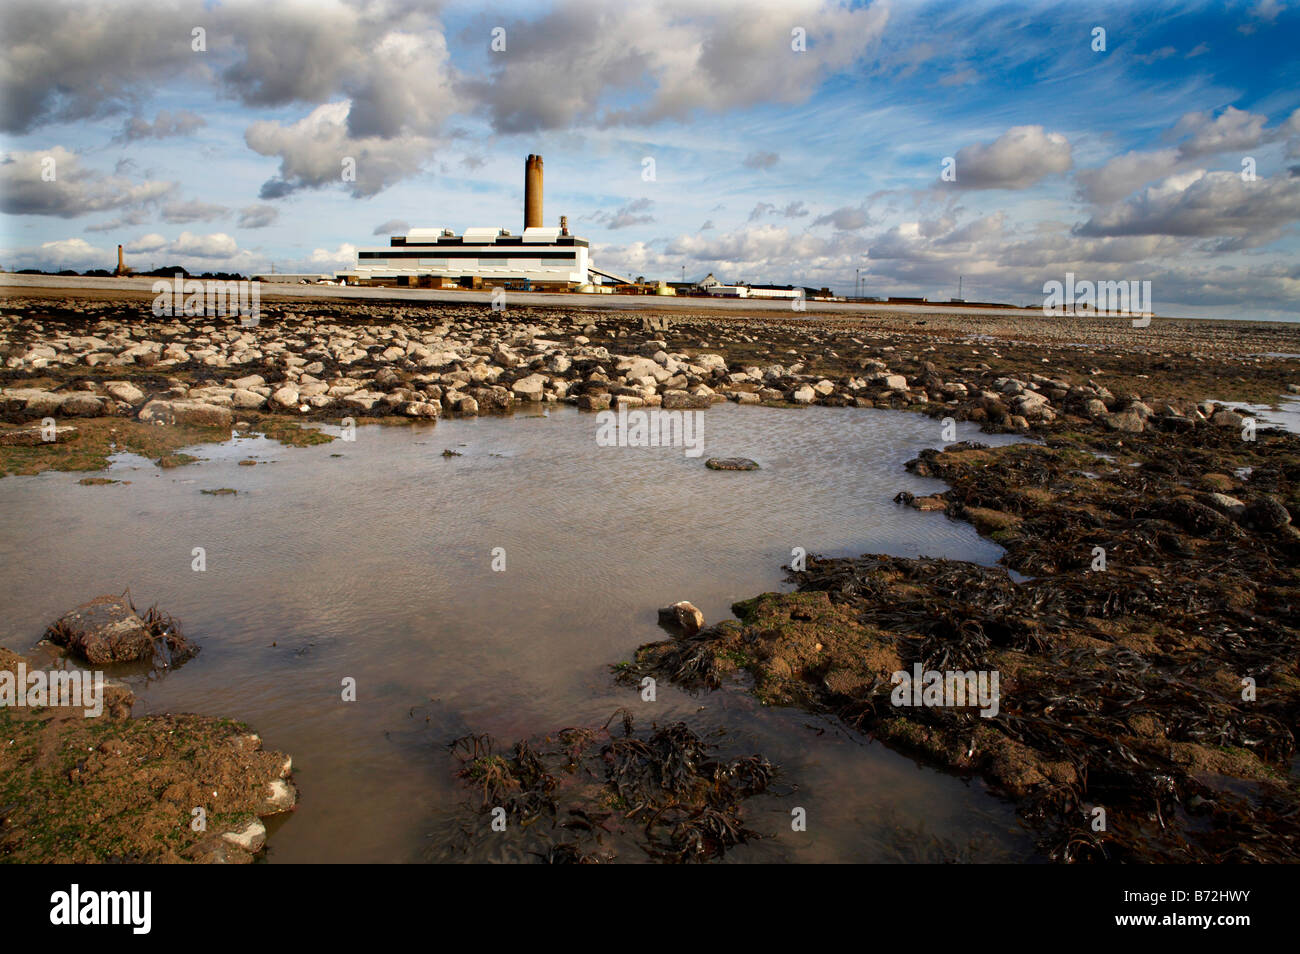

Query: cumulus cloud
[[465, 0, 889, 133], [947, 125, 1072, 190], [1173, 106, 1270, 158], [1075, 169, 1300, 249], [171, 231, 239, 258], [0, 146, 174, 217], [238, 204, 279, 229], [126, 233, 167, 254], [115, 110, 206, 142], [1075, 106, 1300, 204], [1076, 148, 1180, 204], [373, 219, 410, 235], [245, 101, 436, 198], [310, 243, 357, 266]]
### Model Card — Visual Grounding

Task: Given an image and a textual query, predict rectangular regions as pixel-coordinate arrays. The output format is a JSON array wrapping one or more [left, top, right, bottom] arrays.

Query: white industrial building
[[341, 154, 602, 290], [346, 225, 589, 289]]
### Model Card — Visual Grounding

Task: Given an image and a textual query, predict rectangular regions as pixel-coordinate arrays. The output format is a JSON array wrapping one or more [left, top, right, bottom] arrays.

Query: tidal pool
[[0, 403, 1038, 862]]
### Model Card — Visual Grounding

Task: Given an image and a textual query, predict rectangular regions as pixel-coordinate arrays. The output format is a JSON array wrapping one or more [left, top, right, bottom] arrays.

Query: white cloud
[[948, 125, 1072, 190], [0, 146, 174, 217]]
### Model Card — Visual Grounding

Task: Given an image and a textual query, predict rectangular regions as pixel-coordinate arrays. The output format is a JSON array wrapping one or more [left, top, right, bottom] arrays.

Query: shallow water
[[0, 403, 1037, 862]]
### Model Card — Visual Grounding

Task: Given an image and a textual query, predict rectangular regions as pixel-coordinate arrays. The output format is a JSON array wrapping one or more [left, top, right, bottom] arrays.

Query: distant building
[[341, 155, 591, 290], [345, 226, 589, 290]]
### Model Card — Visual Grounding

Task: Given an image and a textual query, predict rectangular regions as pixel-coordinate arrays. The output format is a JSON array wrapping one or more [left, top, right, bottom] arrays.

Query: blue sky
[[2, 0, 1298, 318]]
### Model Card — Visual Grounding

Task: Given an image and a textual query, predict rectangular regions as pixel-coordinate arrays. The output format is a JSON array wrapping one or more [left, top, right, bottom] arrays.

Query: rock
[[271, 385, 300, 408], [138, 400, 232, 428], [705, 457, 760, 471], [1082, 398, 1109, 420], [790, 385, 815, 404], [1204, 493, 1247, 517], [658, 601, 705, 636], [576, 392, 611, 411], [42, 595, 197, 667], [400, 401, 439, 419], [23, 391, 66, 415], [105, 381, 146, 404], [59, 394, 107, 417], [231, 388, 267, 409], [511, 373, 547, 401], [896, 491, 946, 511], [869, 373, 908, 391], [1212, 409, 1246, 429], [221, 819, 267, 854], [662, 389, 711, 410], [693, 354, 728, 373], [261, 778, 297, 814], [1246, 496, 1292, 531], [0, 424, 77, 446], [1105, 409, 1145, 433]]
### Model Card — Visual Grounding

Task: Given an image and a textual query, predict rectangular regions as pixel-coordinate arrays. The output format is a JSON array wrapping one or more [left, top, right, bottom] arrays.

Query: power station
[[344, 155, 594, 291]]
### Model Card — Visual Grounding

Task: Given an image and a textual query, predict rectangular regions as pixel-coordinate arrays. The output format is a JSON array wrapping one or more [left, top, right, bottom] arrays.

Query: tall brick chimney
[[525, 154, 543, 230]]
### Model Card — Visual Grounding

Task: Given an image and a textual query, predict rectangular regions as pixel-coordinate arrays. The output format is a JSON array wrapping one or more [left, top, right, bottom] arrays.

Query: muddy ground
[[0, 644, 296, 863], [3, 286, 1298, 862]]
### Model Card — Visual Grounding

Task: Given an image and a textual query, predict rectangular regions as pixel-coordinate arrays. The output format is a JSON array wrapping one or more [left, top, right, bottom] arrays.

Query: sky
[[1, 0, 1298, 319]]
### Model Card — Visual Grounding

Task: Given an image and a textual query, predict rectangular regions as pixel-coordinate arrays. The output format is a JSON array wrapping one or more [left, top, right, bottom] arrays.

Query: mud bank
[[1, 595, 295, 863], [627, 422, 1300, 861]]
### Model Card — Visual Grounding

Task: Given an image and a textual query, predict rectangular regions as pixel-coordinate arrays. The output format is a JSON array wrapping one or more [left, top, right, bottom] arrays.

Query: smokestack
[[560, 215, 568, 236], [525, 154, 543, 230], [117, 244, 124, 274]]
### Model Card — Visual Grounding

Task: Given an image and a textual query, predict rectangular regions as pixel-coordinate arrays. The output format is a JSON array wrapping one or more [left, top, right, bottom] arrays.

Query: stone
[[138, 400, 232, 428], [657, 601, 705, 636], [105, 381, 146, 404], [577, 392, 611, 411], [229, 389, 266, 409], [271, 386, 300, 408], [511, 373, 547, 401], [221, 820, 267, 854], [661, 389, 711, 410], [59, 394, 107, 416], [705, 457, 759, 471], [43, 596, 154, 665], [790, 385, 815, 404]]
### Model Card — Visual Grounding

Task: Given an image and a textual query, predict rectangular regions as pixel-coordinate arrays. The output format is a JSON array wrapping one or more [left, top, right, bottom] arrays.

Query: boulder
[[511, 373, 547, 401], [138, 400, 232, 428], [657, 601, 705, 636], [105, 381, 146, 405], [661, 389, 711, 410], [43, 595, 197, 667]]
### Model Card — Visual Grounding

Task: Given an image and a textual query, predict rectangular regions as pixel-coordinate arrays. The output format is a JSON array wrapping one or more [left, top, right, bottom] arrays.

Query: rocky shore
[[3, 287, 1298, 863]]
